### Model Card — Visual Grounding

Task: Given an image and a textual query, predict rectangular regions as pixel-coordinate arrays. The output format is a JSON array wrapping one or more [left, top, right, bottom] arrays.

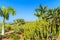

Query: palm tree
[[34, 4, 48, 40], [47, 7, 60, 40], [34, 10, 41, 20], [56, 7, 60, 36], [0, 6, 16, 35], [54, 8, 60, 38], [47, 9, 55, 40], [34, 4, 48, 21]]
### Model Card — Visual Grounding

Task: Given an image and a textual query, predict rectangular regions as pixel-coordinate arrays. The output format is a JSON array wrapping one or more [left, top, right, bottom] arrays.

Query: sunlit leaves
[[0, 6, 16, 20], [0, 8, 3, 17], [8, 7, 16, 16]]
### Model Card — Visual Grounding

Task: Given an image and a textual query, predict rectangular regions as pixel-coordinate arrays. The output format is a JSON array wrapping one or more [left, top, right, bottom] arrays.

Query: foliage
[[0, 4, 60, 40], [0, 6, 16, 35], [5, 26, 11, 32], [0, 34, 20, 40], [0, 6, 16, 20], [0, 25, 2, 34], [14, 18, 25, 25], [0, 35, 2, 39], [9, 34, 20, 40], [13, 25, 24, 34]]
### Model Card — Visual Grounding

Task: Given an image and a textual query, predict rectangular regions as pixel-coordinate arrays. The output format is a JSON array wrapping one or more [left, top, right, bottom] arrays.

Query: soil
[[2, 38, 13, 40], [2, 30, 60, 40], [56, 36, 60, 40], [2, 30, 24, 40], [5, 30, 14, 35], [19, 35, 24, 40]]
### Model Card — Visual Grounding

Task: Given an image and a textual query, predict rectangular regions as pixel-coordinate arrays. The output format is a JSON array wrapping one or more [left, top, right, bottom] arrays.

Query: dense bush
[[14, 18, 25, 25], [13, 25, 24, 34], [22, 20, 50, 40], [5, 26, 11, 32], [0, 34, 20, 40], [12, 20, 58, 40], [9, 34, 20, 40], [0, 35, 2, 39], [0, 24, 2, 35]]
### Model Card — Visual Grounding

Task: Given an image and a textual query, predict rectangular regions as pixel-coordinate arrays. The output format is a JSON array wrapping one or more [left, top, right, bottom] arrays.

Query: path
[[2, 30, 24, 40], [5, 30, 14, 35], [56, 36, 60, 40], [3, 30, 60, 40]]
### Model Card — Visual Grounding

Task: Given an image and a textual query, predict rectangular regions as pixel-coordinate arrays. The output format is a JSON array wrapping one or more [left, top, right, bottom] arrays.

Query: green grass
[[0, 24, 2, 35], [0, 21, 59, 40], [0, 34, 20, 40]]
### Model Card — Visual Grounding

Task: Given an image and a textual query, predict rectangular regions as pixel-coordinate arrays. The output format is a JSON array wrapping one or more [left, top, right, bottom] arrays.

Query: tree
[[0, 6, 16, 35], [47, 7, 60, 39], [34, 4, 48, 40], [14, 18, 25, 25], [34, 4, 48, 21]]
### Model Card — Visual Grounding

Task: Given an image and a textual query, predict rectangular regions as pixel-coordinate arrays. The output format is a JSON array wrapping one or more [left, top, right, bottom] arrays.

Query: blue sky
[[0, 0, 60, 23]]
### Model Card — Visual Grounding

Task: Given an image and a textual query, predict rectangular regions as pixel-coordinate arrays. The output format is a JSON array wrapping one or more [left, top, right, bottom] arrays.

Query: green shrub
[[0, 35, 2, 39], [0, 35, 9, 39], [13, 25, 24, 34], [1, 34, 20, 40], [9, 34, 20, 40], [5, 26, 11, 32]]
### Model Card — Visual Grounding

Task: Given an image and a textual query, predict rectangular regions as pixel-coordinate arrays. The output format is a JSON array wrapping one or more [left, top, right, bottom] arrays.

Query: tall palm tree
[[54, 7, 60, 37], [47, 8, 60, 40], [48, 9, 56, 40], [34, 4, 48, 40], [34, 4, 48, 20], [0, 6, 16, 35], [34, 10, 41, 20]]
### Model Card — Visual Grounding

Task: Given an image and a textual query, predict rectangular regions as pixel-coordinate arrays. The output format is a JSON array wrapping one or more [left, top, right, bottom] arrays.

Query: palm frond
[[8, 7, 16, 16], [0, 8, 3, 17]]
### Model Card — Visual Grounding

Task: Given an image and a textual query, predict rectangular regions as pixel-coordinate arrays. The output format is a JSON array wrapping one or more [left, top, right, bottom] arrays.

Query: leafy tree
[[14, 18, 25, 25]]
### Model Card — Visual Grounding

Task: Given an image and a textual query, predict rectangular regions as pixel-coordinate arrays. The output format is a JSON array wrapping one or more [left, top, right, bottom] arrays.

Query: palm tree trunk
[[2, 18, 5, 35]]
